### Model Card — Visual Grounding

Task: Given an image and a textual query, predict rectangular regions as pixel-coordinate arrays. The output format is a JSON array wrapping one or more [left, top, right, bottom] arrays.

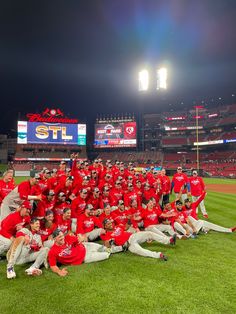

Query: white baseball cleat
[[25, 267, 42, 276], [7, 266, 16, 279]]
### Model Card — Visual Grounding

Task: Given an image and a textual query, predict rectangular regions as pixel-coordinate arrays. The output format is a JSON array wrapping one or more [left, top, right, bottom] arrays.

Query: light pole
[[194, 105, 203, 171]]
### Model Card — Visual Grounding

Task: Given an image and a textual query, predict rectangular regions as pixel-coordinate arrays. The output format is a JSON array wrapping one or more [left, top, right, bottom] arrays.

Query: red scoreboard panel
[[94, 122, 137, 148]]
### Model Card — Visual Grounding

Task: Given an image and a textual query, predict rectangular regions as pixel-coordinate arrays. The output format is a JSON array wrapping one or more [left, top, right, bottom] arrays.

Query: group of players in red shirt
[[0, 156, 235, 278]]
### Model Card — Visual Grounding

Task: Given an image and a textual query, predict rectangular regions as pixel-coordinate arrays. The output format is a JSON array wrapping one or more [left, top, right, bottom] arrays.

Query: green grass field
[[0, 178, 236, 314]]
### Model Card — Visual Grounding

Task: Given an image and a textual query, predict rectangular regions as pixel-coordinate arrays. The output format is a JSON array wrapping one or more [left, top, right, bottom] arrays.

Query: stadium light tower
[[157, 67, 167, 90], [138, 69, 149, 91]]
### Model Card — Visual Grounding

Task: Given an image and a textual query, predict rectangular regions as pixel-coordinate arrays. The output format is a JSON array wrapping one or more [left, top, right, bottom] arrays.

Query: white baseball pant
[[192, 196, 207, 215], [0, 235, 12, 255], [128, 231, 170, 259], [146, 224, 176, 237], [188, 216, 232, 233]]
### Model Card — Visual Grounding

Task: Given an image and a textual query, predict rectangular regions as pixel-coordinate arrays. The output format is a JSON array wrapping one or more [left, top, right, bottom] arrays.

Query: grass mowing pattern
[[0, 180, 235, 313]]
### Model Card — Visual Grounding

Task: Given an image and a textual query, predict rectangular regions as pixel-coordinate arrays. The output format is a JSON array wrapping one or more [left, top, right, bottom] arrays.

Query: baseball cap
[[67, 175, 74, 181], [94, 187, 100, 193], [177, 167, 182, 170], [104, 186, 110, 192], [128, 176, 133, 180], [21, 200, 32, 209], [66, 168, 71, 173], [31, 173, 40, 179], [52, 228, 62, 238], [128, 183, 133, 188], [45, 209, 54, 216], [81, 188, 88, 194], [103, 218, 111, 226], [60, 161, 66, 164], [115, 161, 120, 165], [83, 176, 89, 181], [52, 168, 58, 173], [58, 192, 66, 197], [192, 171, 198, 175], [48, 190, 55, 196], [85, 204, 94, 210], [44, 169, 51, 174], [176, 200, 183, 205], [118, 200, 124, 205], [184, 198, 191, 203]]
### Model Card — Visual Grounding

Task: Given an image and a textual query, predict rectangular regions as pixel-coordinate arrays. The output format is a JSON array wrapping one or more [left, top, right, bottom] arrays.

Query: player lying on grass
[[48, 229, 122, 277], [6, 217, 49, 279], [101, 218, 177, 261], [183, 197, 236, 234]]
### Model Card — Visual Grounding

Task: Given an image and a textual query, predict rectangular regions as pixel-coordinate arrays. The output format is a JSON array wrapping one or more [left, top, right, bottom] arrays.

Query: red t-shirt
[[100, 226, 132, 246], [76, 214, 102, 234], [0, 211, 30, 239], [48, 235, 86, 266]]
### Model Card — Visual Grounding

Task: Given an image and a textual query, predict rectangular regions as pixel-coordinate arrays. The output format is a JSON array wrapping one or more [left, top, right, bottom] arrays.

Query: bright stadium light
[[138, 69, 149, 91], [157, 67, 167, 90]]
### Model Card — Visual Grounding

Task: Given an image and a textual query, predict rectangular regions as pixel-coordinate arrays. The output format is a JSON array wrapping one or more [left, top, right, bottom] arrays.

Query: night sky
[[0, 0, 236, 136]]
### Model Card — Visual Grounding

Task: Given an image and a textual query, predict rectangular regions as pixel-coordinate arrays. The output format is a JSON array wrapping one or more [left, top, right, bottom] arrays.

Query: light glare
[[139, 70, 149, 91]]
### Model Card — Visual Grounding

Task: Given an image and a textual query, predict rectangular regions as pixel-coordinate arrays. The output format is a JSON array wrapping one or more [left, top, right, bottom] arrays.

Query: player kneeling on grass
[[6, 217, 49, 279], [48, 229, 118, 277], [183, 197, 236, 234], [101, 219, 177, 261]]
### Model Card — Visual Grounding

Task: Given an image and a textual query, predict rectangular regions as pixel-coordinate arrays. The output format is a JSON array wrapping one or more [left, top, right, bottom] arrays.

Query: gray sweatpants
[[86, 228, 104, 241], [8, 241, 49, 269], [146, 224, 176, 237], [0, 235, 12, 255], [83, 242, 110, 263], [128, 231, 170, 259], [192, 196, 207, 215], [188, 216, 232, 234]]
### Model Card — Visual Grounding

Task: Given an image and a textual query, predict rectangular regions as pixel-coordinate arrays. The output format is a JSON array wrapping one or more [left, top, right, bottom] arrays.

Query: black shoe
[[122, 241, 129, 252], [160, 253, 168, 261], [170, 233, 177, 246]]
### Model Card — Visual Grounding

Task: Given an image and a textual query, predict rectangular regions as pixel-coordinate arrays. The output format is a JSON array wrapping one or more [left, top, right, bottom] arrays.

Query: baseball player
[[76, 204, 105, 241], [0, 170, 15, 205], [0, 201, 31, 257], [6, 218, 49, 279], [48, 229, 113, 277], [189, 170, 208, 218], [101, 219, 176, 260], [0, 173, 42, 221], [171, 167, 190, 202]]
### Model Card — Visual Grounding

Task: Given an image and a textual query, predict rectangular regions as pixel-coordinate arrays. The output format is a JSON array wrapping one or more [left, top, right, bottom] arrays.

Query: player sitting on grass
[[183, 197, 236, 234], [6, 217, 49, 279]]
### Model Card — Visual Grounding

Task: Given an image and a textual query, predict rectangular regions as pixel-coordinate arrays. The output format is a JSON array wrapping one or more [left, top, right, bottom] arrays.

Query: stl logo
[[126, 127, 134, 135]]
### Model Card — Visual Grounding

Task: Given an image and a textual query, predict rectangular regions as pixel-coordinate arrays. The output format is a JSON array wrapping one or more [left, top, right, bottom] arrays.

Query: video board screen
[[94, 122, 137, 148], [17, 121, 86, 145]]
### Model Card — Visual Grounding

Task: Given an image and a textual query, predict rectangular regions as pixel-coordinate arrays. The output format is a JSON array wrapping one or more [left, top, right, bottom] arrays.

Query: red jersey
[[124, 191, 140, 207], [39, 221, 57, 242], [110, 188, 124, 206], [76, 214, 103, 234], [142, 207, 162, 228], [0, 180, 15, 204], [189, 177, 205, 197], [100, 226, 132, 246], [71, 196, 87, 218], [176, 211, 188, 224], [0, 211, 30, 239], [183, 192, 206, 219], [55, 216, 72, 234], [160, 175, 171, 194], [32, 198, 55, 219], [130, 206, 144, 228], [111, 209, 131, 228], [48, 235, 86, 266], [172, 173, 189, 193]]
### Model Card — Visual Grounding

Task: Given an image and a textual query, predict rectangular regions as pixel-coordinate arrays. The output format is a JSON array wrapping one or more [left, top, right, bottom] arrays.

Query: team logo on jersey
[[59, 245, 72, 257]]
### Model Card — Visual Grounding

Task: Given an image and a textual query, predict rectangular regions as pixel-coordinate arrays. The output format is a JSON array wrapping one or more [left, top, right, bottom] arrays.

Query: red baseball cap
[[21, 200, 32, 209]]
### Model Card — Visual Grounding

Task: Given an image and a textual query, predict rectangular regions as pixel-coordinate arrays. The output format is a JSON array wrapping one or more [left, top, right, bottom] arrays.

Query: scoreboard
[[17, 121, 86, 145], [94, 122, 137, 148]]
